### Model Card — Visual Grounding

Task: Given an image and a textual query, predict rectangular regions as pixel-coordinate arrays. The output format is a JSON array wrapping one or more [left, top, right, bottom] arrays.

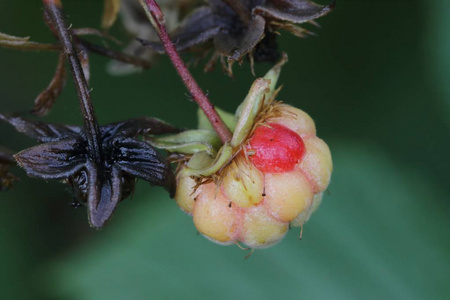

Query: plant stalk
[[139, 0, 233, 144]]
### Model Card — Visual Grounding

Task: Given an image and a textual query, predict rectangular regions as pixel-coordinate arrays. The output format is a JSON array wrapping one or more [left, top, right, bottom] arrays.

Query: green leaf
[[43, 143, 450, 299]]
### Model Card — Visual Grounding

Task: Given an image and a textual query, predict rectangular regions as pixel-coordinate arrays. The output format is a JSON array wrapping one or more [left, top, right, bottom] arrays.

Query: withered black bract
[[140, 0, 335, 63], [0, 114, 179, 228], [0, 147, 15, 191]]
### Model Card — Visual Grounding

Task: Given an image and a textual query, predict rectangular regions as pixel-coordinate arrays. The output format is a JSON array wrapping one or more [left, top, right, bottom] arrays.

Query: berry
[[175, 103, 332, 249], [167, 58, 333, 249]]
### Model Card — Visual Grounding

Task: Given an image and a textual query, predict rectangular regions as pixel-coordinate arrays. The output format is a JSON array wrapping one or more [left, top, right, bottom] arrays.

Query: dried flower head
[[0, 114, 179, 228], [140, 0, 334, 70]]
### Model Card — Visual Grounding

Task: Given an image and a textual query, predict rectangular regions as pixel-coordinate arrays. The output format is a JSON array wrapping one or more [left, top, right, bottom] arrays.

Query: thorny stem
[[139, 0, 233, 144], [43, 0, 102, 163]]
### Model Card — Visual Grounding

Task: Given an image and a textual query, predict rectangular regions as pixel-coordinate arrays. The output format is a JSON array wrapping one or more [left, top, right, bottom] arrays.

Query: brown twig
[[139, 0, 232, 144]]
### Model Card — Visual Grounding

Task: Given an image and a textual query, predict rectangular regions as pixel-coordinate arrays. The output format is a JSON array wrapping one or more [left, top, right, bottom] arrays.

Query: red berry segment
[[248, 123, 305, 173]]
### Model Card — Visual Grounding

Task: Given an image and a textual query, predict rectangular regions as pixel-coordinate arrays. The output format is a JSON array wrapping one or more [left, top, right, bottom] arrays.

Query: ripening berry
[[175, 103, 332, 249], [174, 173, 198, 214], [298, 137, 333, 193], [221, 157, 264, 208], [264, 104, 316, 137], [193, 183, 237, 245], [247, 123, 305, 173]]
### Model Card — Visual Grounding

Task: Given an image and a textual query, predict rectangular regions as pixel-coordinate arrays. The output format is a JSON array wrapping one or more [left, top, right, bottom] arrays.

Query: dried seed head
[[139, 0, 335, 72], [0, 115, 179, 228]]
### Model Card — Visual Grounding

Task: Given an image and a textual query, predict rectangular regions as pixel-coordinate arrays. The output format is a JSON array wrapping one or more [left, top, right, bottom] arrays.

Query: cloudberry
[[152, 56, 332, 249]]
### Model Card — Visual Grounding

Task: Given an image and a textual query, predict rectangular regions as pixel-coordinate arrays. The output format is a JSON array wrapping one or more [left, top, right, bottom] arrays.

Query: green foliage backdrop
[[1, 1, 449, 299]]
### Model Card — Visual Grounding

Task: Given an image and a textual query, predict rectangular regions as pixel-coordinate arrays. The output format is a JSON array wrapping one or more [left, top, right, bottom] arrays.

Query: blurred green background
[[1, 0, 449, 299]]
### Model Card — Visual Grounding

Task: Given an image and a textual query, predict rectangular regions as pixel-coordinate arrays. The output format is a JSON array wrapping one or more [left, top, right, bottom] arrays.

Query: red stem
[[140, 0, 232, 144]]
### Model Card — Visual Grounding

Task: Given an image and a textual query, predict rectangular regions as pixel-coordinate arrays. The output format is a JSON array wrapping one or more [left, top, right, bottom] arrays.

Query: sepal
[[149, 129, 221, 156], [14, 138, 85, 180]]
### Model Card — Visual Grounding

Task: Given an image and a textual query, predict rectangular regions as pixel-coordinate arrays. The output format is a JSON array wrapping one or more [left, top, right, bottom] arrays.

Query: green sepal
[[231, 54, 288, 148], [231, 78, 270, 148], [148, 129, 221, 156], [263, 52, 288, 102], [197, 107, 237, 133], [186, 151, 215, 170], [182, 144, 233, 177]]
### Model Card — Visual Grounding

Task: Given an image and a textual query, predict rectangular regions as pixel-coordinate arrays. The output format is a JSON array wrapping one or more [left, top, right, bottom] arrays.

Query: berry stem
[[43, 0, 103, 164], [139, 0, 233, 144]]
